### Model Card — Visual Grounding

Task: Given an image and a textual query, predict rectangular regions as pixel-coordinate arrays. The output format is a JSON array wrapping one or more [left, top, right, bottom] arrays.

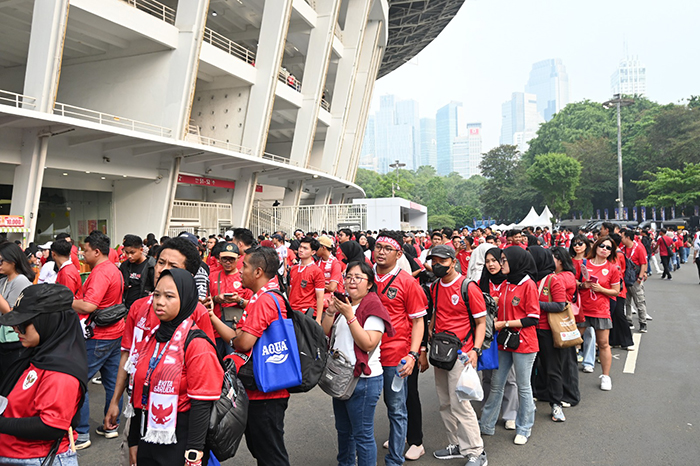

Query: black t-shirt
[[122, 260, 149, 309]]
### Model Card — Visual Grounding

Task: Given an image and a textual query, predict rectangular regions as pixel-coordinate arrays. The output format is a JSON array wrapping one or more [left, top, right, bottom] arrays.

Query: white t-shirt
[[333, 304, 385, 378], [38, 262, 57, 284], [275, 245, 287, 275]]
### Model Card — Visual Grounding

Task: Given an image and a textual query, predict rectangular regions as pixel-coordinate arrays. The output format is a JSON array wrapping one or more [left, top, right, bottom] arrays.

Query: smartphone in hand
[[333, 291, 349, 302]]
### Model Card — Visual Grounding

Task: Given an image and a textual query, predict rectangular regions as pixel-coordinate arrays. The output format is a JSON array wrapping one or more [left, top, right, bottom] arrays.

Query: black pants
[[609, 296, 634, 347], [406, 362, 423, 446], [695, 258, 700, 281], [661, 255, 672, 279], [130, 409, 207, 466], [245, 398, 290, 466], [534, 329, 566, 406], [561, 345, 580, 407]]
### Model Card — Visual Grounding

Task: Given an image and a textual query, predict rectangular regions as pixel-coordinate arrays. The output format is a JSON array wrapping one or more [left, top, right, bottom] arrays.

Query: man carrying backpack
[[620, 230, 649, 333], [428, 245, 488, 466]]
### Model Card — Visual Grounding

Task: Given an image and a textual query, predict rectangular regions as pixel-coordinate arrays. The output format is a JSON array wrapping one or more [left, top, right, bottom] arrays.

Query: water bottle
[[581, 258, 589, 281], [457, 350, 468, 365], [391, 359, 406, 392]]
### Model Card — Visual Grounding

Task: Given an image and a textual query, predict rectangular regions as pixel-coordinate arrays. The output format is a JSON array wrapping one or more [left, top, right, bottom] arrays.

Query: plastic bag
[[455, 363, 484, 402]]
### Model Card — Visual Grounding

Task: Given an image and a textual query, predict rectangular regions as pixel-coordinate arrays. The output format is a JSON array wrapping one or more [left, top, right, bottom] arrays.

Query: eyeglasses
[[573, 241, 585, 247], [500, 258, 508, 264], [12, 322, 28, 335], [374, 245, 398, 253], [220, 256, 237, 263], [345, 275, 368, 283], [598, 244, 614, 251]]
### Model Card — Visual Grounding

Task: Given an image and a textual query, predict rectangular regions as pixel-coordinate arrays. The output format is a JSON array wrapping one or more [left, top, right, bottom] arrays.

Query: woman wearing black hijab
[[528, 246, 570, 422], [479, 246, 540, 445], [340, 240, 366, 265], [126, 269, 223, 466], [0, 283, 87, 465]]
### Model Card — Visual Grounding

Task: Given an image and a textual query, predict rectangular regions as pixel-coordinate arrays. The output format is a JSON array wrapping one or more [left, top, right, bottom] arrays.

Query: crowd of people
[[0, 221, 695, 466]]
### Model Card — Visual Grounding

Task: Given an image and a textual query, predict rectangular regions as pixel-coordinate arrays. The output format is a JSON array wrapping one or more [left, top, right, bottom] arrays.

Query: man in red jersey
[[620, 229, 649, 333], [373, 230, 427, 466], [51, 239, 81, 296], [288, 237, 325, 323], [72, 231, 124, 449]]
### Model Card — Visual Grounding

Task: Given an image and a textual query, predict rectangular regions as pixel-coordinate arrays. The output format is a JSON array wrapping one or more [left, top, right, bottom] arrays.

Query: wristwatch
[[505, 321, 510, 328], [185, 450, 203, 462], [472, 347, 483, 358], [409, 351, 421, 362]]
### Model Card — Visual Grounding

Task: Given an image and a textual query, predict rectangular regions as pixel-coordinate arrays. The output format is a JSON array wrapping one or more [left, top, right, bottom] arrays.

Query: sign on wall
[[0, 215, 24, 227]]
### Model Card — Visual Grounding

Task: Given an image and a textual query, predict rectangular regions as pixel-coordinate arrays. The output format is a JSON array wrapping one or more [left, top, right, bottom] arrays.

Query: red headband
[[376, 236, 401, 250]]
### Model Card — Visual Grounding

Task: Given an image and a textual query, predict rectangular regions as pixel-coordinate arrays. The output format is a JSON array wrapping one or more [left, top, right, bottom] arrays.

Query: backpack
[[268, 289, 328, 393], [459, 279, 498, 350], [623, 256, 640, 287]]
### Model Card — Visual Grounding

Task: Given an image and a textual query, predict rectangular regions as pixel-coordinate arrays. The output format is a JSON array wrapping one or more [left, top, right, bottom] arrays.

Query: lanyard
[[140, 341, 169, 436]]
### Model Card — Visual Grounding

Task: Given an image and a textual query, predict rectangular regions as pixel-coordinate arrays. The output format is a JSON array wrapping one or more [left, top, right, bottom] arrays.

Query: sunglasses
[[573, 241, 585, 247], [12, 322, 29, 334], [598, 244, 614, 251]]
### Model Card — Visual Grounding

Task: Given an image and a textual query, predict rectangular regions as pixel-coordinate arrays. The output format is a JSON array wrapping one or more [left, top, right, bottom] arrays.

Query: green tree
[[634, 163, 700, 207], [563, 137, 617, 215], [428, 214, 456, 230], [526, 153, 581, 218], [479, 145, 538, 221]]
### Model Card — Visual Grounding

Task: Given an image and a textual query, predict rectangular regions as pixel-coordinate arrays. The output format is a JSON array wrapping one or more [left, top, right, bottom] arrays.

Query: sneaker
[[74, 439, 91, 450], [646, 314, 653, 321], [405, 444, 425, 461], [623, 345, 635, 351], [434, 444, 464, 460], [639, 323, 648, 333], [551, 404, 565, 422], [513, 434, 528, 445], [582, 365, 594, 373], [464, 451, 488, 466], [600, 374, 612, 391], [629, 324, 635, 330], [631, 309, 637, 315], [91, 376, 102, 385], [560, 401, 572, 408], [504, 420, 516, 430], [96, 425, 119, 439]]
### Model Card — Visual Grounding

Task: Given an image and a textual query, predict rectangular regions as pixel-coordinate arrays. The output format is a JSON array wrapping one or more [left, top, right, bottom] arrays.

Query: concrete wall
[[113, 175, 174, 244], [0, 66, 26, 95], [191, 85, 250, 147]]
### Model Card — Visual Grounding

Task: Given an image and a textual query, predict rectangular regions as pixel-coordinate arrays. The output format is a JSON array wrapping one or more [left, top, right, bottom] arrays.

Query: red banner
[[178, 174, 236, 189], [255, 185, 263, 193], [0, 215, 24, 227]]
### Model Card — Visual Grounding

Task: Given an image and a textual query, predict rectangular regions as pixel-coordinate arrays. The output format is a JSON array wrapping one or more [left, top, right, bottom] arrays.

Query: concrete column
[[23, 0, 69, 112], [231, 168, 259, 227], [282, 180, 304, 206], [10, 129, 51, 242], [288, 0, 340, 167], [241, 1, 293, 157], [164, 0, 209, 139]]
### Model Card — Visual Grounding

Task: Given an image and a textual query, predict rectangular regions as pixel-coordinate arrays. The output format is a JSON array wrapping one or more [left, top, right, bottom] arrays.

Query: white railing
[[186, 125, 253, 155], [278, 69, 301, 92], [249, 203, 367, 236], [203, 27, 255, 64], [53, 102, 172, 138], [262, 152, 299, 166], [0, 90, 36, 109], [119, 0, 176, 25], [320, 99, 330, 112], [169, 200, 233, 237]]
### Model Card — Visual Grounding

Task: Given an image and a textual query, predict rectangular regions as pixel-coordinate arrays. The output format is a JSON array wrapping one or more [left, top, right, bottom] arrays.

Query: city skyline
[[368, 0, 700, 153]]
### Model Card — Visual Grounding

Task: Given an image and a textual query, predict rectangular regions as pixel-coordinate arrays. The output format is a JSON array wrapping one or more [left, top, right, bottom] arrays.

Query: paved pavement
[[77, 259, 700, 465]]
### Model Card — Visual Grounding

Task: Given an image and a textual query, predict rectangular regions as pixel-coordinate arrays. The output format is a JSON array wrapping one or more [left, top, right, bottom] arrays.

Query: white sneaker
[[582, 365, 594, 373], [504, 420, 516, 430], [405, 444, 425, 461], [514, 434, 528, 445], [600, 374, 612, 391], [646, 314, 653, 321]]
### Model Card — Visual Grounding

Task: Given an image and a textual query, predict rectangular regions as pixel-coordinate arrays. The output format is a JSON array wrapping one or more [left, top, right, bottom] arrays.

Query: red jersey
[[536, 274, 566, 331], [55, 260, 81, 296], [208, 270, 252, 338], [130, 330, 222, 412], [657, 235, 674, 256], [615, 251, 627, 300], [316, 255, 344, 292], [70, 245, 80, 271], [498, 277, 540, 353], [456, 250, 471, 276], [0, 365, 80, 458], [622, 242, 647, 267], [287, 262, 325, 313], [237, 278, 289, 400], [432, 276, 486, 353], [77, 260, 124, 339], [374, 266, 428, 367], [121, 296, 215, 353], [108, 248, 119, 265], [556, 271, 577, 303], [579, 260, 620, 319]]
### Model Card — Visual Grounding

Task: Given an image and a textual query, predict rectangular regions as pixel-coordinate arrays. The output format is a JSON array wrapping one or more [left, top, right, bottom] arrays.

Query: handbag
[[252, 293, 302, 392], [541, 275, 583, 349], [319, 321, 359, 400], [428, 283, 469, 371], [496, 328, 520, 350], [83, 303, 128, 339]]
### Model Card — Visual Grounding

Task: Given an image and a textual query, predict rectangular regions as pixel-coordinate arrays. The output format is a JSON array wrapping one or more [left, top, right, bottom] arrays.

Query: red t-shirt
[[108, 248, 119, 265], [433, 276, 486, 352], [237, 279, 289, 400], [317, 256, 344, 292], [375, 266, 428, 367], [536, 274, 566, 331], [556, 271, 577, 303], [456, 250, 471, 276], [121, 296, 215, 352], [70, 245, 80, 271], [622, 242, 648, 267], [616, 251, 627, 300], [130, 331, 223, 412], [77, 260, 124, 340], [208, 270, 252, 338], [0, 365, 81, 458], [498, 277, 540, 353], [657, 235, 674, 256], [579, 260, 620, 319], [288, 263, 325, 313], [56, 261, 82, 296]]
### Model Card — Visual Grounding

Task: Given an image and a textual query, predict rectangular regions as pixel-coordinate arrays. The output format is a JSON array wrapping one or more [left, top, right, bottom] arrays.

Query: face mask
[[432, 263, 450, 278]]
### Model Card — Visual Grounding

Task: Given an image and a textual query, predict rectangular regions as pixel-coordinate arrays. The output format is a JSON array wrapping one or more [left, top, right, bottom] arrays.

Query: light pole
[[389, 159, 406, 197], [603, 94, 634, 215]]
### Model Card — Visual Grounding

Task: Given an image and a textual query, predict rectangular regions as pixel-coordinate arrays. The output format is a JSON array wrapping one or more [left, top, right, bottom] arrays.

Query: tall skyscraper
[[361, 95, 421, 174], [611, 56, 646, 96], [436, 101, 463, 176], [500, 92, 542, 152], [419, 117, 437, 168], [525, 58, 570, 122], [452, 122, 483, 179]]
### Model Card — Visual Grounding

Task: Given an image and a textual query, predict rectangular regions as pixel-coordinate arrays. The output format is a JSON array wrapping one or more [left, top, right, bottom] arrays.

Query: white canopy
[[536, 206, 554, 228], [514, 207, 541, 228]]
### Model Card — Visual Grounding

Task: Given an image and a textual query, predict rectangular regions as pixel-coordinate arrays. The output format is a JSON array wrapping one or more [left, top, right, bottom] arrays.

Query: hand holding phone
[[590, 276, 599, 284], [333, 291, 349, 302]]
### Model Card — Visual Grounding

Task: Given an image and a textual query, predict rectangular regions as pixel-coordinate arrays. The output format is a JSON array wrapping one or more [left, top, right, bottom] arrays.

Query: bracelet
[[347, 316, 357, 325]]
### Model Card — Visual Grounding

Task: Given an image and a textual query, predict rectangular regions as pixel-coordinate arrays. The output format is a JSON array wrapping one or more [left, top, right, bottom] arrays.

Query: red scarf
[[347, 292, 395, 377]]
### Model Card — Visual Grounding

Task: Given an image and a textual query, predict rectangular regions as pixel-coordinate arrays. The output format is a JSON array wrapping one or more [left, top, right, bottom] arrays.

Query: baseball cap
[[0, 284, 74, 327], [178, 232, 199, 247], [220, 243, 240, 258], [427, 245, 456, 260], [318, 235, 334, 249], [38, 241, 53, 250], [271, 234, 283, 241]]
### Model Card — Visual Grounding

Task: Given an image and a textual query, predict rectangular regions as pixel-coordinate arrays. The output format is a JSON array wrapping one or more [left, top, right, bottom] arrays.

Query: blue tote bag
[[477, 333, 499, 371], [253, 292, 302, 392]]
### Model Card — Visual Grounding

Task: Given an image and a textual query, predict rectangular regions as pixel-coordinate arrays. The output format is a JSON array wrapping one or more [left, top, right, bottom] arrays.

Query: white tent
[[514, 207, 541, 228], [536, 206, 555, 228]]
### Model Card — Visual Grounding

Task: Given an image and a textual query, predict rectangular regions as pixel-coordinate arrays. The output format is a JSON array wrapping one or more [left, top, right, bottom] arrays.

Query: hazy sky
[[371, 0, 700, 151]]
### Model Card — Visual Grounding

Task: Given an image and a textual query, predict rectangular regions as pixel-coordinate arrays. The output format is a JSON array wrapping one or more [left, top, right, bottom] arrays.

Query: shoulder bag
[[541, 275, 583, 348], [428, 283, 466, 370], [318, 321, 359, 400]]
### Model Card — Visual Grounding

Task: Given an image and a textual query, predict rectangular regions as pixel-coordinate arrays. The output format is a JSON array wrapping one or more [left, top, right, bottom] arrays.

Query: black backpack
[[268, 289, 328, 393], [623, 256, 640, 287]]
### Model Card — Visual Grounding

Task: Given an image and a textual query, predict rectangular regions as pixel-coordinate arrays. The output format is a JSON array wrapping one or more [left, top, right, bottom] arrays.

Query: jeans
[[581, 326, 596, 370], [382, 366, 408, 466], [245, 398, 290, 466], [333, 376, 383, 466], [0, 450, 78, 465], [479, 351, 537, 438], [681, 247, 689, 263], [78, 338, 123, 439]]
